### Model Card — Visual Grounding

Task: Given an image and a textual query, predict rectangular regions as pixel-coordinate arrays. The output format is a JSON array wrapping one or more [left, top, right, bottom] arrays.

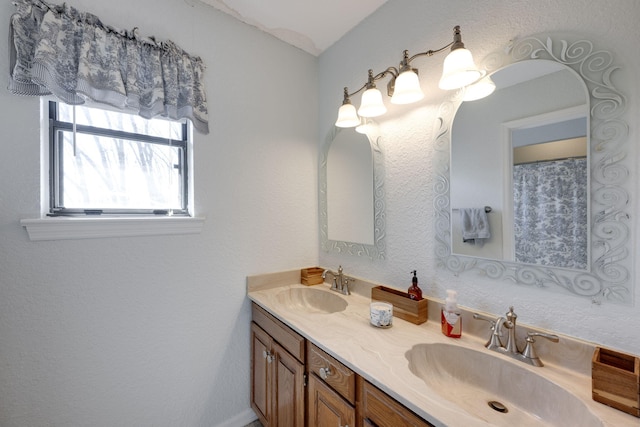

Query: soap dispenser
[[408, 270, 422, 300], [441, 289, 462, 338]]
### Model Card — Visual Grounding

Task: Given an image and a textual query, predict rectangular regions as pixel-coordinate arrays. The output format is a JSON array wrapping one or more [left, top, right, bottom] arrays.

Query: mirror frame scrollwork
[[434, 34, 631, 303], [320, 124, 386, 260]]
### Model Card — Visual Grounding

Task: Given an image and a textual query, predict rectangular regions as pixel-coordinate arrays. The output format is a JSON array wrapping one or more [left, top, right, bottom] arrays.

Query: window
[[48, 101, 190, 216]]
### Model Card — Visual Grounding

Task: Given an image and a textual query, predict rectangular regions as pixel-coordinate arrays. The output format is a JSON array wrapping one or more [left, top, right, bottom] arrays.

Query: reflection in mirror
[[320, 124, 385, 259], [434, 35, 631, 303], [451, 62, 589, 270], [327, 128, 374, 245], [511, 114, 588, 269]]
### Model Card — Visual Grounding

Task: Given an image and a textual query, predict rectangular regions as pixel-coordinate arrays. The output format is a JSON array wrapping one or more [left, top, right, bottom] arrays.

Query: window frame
[[48, 100, 190, 217]]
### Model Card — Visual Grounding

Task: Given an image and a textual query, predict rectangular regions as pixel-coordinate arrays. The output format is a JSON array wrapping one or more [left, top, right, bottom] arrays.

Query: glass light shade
[[390, 70, 424, 105], [462, 76, 496, 101], [335, 103, 360, 128], [439, 48, 483, 90], [358, 88, 387, 117], [355, 119, 370, 134]]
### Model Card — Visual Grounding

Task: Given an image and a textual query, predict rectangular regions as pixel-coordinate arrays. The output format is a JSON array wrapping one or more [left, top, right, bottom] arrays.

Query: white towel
[[460, 208, 490, 246]]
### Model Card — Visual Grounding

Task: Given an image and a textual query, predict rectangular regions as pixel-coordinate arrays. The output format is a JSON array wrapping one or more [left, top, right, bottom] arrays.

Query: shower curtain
[[513, 158, 588, 269]]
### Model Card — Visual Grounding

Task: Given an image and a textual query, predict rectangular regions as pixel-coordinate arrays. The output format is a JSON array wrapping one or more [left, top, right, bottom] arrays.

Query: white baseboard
[[214, 408, 258, 427]]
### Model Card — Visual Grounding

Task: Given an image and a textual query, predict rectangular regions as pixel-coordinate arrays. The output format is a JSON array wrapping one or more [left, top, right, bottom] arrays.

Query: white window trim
[[20, 99, 204, 241], [21, 216, 205, 241]]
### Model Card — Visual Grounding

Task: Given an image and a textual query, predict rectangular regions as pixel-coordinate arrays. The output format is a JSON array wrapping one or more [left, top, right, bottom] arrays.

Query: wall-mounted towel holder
[[453, 206, 492, 213]]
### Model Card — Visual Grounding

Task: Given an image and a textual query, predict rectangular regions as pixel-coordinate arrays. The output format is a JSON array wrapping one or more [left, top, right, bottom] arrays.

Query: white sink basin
[[406, 343, 603, 427], [275, 287, 348, 314]]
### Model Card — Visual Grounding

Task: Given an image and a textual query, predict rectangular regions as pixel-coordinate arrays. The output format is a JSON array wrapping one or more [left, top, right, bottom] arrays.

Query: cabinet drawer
[[360, 378, 433, 427], [252, 303, 305, 363], [307, 342, 355, 404]]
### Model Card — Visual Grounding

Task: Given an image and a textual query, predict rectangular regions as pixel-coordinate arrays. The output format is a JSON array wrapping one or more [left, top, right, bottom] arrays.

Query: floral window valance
[[8, 0, 209, 134]]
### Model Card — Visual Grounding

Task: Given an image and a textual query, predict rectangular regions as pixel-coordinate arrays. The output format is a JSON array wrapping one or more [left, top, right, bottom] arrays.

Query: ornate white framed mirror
[[434, 34, 631, 303]]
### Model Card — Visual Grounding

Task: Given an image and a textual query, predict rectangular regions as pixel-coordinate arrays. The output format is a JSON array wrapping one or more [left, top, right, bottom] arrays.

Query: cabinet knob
[[262, 350, 274, 363], [318, 366, 332, 380]]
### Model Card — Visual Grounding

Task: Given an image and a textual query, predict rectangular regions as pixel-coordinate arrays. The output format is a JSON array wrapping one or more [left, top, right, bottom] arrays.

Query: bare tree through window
[[50, 102, 188, 215]]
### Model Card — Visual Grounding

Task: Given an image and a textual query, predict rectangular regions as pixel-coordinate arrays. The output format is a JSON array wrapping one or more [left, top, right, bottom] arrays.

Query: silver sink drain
[[488, 400, 508, 413]]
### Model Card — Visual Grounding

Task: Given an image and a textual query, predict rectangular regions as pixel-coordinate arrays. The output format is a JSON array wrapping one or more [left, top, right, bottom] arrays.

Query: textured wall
[[2, 1, 639, 426], [319, 0, 640, 354], [0, 1, 318, 426]]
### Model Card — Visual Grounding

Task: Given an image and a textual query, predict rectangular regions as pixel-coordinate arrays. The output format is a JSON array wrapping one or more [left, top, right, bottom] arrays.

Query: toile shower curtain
[[513, 158, 588, 269]]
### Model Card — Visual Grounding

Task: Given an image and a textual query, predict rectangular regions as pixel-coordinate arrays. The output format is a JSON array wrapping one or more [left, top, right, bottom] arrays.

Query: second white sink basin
[[275, 287, 348, 314], [406, 343, 603, 427]]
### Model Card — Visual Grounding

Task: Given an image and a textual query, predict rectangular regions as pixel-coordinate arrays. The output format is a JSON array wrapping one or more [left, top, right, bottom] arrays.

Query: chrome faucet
[[322, 267, 340, 291], [321, 265, 353, 295], [473, 306, 559, 367]]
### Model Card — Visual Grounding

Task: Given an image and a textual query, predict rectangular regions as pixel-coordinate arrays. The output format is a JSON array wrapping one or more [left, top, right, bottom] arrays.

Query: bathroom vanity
[[251, 302, 430, 427], [247, 269, 637, 426]]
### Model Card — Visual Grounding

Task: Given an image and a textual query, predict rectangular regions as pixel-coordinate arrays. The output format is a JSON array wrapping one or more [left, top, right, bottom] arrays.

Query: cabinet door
[[272, 342, 305, 427], [309, 373, 355, 427], [251, 322, 272, 426]]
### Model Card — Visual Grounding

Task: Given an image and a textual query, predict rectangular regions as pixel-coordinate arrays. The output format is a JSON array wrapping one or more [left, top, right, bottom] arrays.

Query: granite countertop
[[247, 269, 637, 427]]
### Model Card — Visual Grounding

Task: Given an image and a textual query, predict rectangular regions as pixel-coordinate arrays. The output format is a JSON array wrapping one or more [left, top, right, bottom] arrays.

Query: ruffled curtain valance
[[8, 0, 209, 134]]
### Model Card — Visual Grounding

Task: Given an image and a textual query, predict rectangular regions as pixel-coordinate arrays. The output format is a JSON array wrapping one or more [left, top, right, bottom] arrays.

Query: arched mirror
[[451, 61, 589, 268], [320, 124, 385, 259], [434, 35, 631, 303]]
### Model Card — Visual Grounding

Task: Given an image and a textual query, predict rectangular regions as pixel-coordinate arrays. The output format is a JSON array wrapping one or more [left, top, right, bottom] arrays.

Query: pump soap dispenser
[[408, 270, 422, 300], [441, 289, 462, 338]]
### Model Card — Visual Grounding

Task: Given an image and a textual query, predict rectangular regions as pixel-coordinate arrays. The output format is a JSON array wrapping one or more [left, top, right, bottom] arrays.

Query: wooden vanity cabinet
[[251, 304, 305, 427], [250, 302, 434, 427], [358, 377, 434, 427], [307, 342, 356, 426]]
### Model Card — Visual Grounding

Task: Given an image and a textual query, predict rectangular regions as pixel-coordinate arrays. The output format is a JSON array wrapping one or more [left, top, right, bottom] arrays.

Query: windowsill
[[20, 216, 205, 241]]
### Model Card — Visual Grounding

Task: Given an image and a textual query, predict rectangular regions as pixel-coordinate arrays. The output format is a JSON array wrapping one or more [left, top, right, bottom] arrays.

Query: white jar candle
[[370, 302, 393, 328]]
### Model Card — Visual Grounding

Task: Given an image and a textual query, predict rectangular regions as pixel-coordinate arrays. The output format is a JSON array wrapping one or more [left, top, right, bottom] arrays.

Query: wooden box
[[301, 267, 324, 286], [371, 286, 428, 325], [592, 347, 640, 417]]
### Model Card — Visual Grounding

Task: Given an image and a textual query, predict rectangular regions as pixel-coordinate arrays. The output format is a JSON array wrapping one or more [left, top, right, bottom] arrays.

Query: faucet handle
[[526, 332, 559, 343], [341, 276, 354, 295], [473, 313, 496, 326], [521, 332, 559, 367]]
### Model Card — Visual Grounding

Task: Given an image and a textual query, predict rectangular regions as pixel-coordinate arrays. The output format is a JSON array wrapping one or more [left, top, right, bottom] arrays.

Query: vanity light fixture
[[462, 75, 496, 101], [355, 117, 373, 134], [357, 70, 388, 117], [335, 25, 483, 128], [335, 87, 362, 128]]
